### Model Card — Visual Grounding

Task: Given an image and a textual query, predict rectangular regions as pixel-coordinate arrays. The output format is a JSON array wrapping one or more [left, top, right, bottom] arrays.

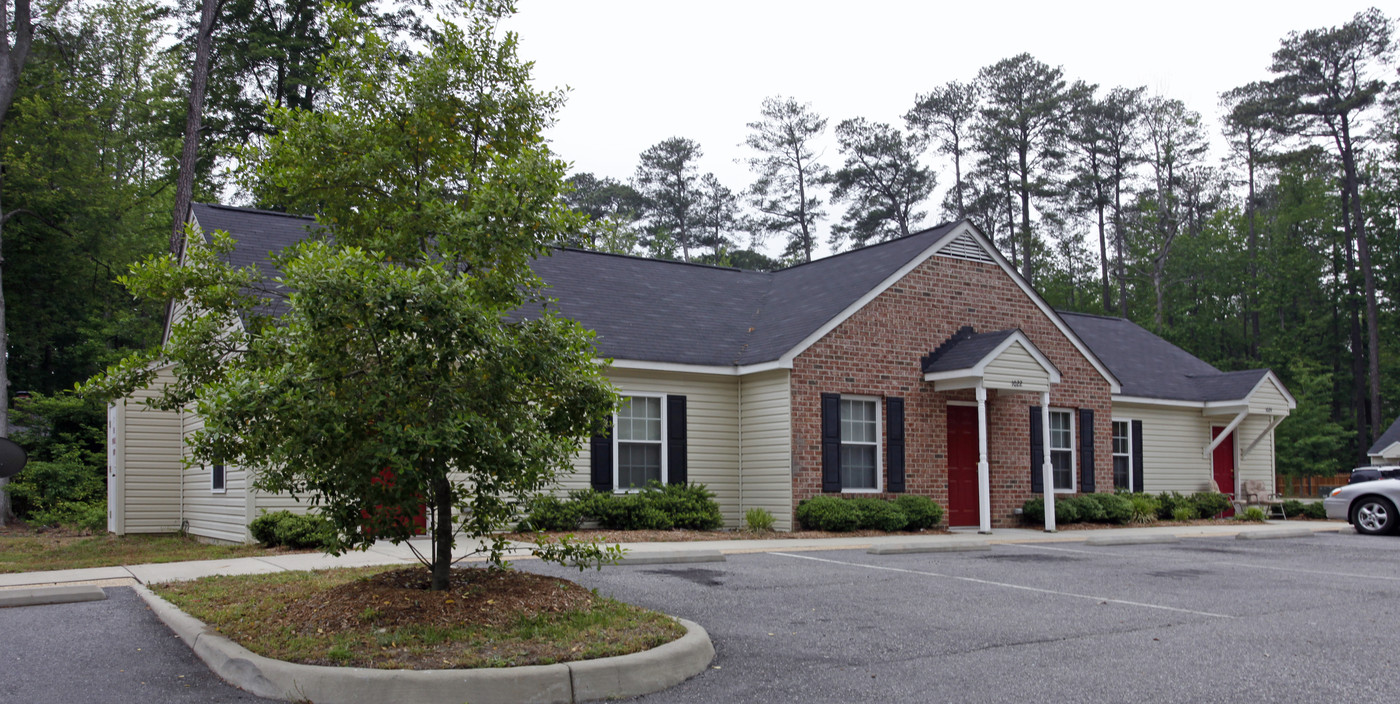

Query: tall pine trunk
[[170, 0, 221, 256]]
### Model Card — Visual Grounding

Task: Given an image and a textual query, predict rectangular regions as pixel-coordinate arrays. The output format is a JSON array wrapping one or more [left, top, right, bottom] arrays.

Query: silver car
[[1326, 478, 1400, 535]]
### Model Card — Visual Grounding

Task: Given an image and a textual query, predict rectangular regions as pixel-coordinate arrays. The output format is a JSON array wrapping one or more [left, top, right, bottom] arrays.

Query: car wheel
[[1351, 497, 1399, 535]]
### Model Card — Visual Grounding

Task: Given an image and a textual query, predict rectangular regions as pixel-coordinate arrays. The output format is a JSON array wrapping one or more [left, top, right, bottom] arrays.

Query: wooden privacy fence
[[1276, 473, 1351, 498]]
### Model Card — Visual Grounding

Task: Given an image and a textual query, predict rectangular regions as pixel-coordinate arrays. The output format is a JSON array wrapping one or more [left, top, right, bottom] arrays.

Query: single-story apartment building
[[1370, 416, 1400, 466], [107, 204, 1295, 541]]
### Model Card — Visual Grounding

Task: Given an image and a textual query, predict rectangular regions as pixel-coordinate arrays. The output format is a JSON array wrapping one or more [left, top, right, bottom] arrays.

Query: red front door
[[947, 405, 979, 526], [1212, 426, 1235, 518]]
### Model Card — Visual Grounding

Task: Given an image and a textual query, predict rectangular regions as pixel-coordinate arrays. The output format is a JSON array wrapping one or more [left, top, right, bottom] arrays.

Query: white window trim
[[1112, 418, 1134, 492], [613, 393, 667, 493], [211, 462, 227, 494], [1049, 408, 1076, 494], [840, 395, 883, 494]]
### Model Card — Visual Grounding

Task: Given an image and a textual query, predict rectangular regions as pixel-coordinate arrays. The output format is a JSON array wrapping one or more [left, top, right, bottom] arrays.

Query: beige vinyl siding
[[738, 370, 792, 531], [1247, 378, 1290, 416], [180, 408, 251, 543], [982, 342, 1052, 392], [563, 368, 746, 528], [107, 365, 183, 534], [1117, 402, 1278, 495]]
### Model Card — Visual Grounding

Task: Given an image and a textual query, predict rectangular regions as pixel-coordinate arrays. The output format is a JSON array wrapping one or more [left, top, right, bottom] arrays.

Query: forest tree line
[[0, 1, 1394, 525]]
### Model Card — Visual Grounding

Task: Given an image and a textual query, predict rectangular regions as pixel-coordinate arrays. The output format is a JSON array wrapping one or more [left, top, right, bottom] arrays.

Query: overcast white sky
[[505, 1, 1379, 257]]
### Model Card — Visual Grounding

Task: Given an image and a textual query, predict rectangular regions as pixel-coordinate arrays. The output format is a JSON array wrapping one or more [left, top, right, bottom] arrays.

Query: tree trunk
[[1338, 123, 1382, 446], [0, 177, 11, 525], [1018, 150, 1032, 283], [1096, 193, 1109, 313], [431, 473, 452, 590], [170, 0, 221, 258]]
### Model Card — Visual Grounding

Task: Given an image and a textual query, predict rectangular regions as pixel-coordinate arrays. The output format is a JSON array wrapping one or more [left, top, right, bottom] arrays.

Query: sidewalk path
[[0, 520, 1348, 590]]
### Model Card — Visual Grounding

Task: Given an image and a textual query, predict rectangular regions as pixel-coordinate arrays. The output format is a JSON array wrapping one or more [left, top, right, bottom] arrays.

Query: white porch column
[[976, 384, 991, 534], [1041, 392, 1055, 532]]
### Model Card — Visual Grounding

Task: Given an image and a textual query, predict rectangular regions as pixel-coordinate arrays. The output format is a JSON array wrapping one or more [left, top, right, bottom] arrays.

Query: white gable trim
[[1371, 442, 1400, 461], [922, 331, 1062, 389], [774, 221, 1122, 393], [1242, 370, 1298, 410]]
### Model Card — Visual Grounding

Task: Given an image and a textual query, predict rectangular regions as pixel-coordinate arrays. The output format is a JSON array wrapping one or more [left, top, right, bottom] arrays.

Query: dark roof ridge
[[549, 246, 749, 273], [773, 221, 959, 272], [193, 202, 314, 222], [1055, 310, 1131, 322]]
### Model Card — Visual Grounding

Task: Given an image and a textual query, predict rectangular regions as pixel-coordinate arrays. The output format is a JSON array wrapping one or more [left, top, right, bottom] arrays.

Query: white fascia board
[[1202, 402, 1250, 415], [1244, 370, 1299, 410], [598, 358, 790, 377], [1112, 395, 1206, 409], [1372, 442, 1400, 460]]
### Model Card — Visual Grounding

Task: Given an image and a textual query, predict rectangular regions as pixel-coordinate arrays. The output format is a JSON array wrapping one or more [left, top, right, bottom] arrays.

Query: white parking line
[[770, 551, 1235, 619], [1012, 542, 1400, 583]]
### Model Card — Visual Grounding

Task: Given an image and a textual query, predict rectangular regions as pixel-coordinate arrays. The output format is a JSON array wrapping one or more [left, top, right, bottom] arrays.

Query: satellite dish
[[0, 438, 27, 479]]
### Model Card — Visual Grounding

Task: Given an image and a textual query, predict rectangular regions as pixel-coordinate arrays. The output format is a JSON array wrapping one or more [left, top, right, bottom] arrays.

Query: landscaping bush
[[1125, 493, 1159, 524], [1021, 496, 1045, 523], [850, 498, 909, 531], [894, 495, 944, 530], [1191, 492, 1233, 518], [1238, 507, 1267, 522], [744, 508, 776, 532], [1155, 491, 1188, 520], [1084, 493, 1134, 524], [250, 511, 334, 549], [565, 483, 722, 531], [1281, 499, 1305, 518], [642, 482, 723, 530], [589, 493, 672, 531], [1064, 495, 1106, 523], [1302, 502, 1327, 519], [516, 495, 582, 532], [1171, 504, 1198, 521], [1021, 496, 1081, 524], [796, 496, 860, 531], [24, 500, 108, 532]]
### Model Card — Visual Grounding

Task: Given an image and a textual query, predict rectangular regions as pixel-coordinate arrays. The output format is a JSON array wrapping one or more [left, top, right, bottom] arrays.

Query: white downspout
[[1042, 392, 1055, 532], [976, 384, 991, 534], [736, 375, 744, 520]]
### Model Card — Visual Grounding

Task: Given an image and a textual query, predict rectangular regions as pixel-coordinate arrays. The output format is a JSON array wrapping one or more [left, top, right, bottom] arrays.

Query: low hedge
[[517, 482, 723, 532], [1022, 491, 1230, 526], [795, 495, 946, 532], [249, 510, 334, 549]]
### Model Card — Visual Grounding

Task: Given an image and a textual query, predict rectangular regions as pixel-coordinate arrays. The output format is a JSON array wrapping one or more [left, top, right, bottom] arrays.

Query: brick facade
[[789, 253, 1114, 527]]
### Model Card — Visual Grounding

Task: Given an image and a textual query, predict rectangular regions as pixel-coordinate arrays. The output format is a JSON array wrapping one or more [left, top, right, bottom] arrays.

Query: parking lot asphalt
[[520, 532, 1400, 703]]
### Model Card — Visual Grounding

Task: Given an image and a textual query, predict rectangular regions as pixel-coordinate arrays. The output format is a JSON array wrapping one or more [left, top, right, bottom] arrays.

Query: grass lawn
[[153, 565, 685, 669], [0, 528, 294, 574]]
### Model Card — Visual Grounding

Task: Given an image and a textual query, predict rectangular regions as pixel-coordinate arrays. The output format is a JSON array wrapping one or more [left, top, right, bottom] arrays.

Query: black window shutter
[[667, 395, 687, 485], [886, 397, 905, 493], [1131, 420, 1145, 493], [1029, 406, 1043, 493], [821, 393, 842, 492], [1079, 408, 1095, 493], [590, 417, 613, 492]]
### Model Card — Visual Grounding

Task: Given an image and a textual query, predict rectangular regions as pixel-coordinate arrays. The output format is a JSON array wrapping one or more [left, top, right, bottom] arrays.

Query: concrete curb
[[1235, 528, 1317, 541], [133, 584, 713, 704], [615, 550, 725, 565], [867, 543, 991, 555], [0, 584, 107, 608], [1084, 535, 1181, 546]]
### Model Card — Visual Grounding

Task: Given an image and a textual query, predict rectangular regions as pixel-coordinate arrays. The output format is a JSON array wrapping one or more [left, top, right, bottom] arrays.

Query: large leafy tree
[[742, 96, 828, 263], [91, 3, 616, 590], [827, 117, 934, 248]]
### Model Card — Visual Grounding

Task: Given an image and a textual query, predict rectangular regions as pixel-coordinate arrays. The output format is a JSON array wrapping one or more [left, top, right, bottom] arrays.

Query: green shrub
[[1238, 507, 1267, 522], [796, 496, 860, 531], [1065, 495, 1105, 522], [1171, 504, 1198, 521], [849, 498, 909, 531], [1125, 493, 1159, 524], [1022, 496, 1082, 524], [1281, 499, 1305, 517], [642, 482, 723, 530], [1021, 497, 1046, 523], [1191, 492, 1232, 518], [1083, 493, 1134, 524], [25, 500, 107, 532], [893, 495, 944, 530], [516, 495, 582, 532], [589, 493, 672, 530], [250, 511, 333, 549], [1156, 491, 1188, 520], [744, 508, 776, 532], [1302, 502, 1327, 519]]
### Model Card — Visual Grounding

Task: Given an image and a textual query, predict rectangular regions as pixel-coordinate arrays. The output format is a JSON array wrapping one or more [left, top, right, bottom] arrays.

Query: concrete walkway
[[0, 520, 1350, 590]]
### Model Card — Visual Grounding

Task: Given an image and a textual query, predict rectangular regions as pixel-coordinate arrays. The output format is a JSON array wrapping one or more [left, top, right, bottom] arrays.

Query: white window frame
[[211, 462, 227, 494], [613, 393, 667, 493], [839, 395, 883, 494], [1048, 408, 1075, 493], [1112, 418, 1133, 492]]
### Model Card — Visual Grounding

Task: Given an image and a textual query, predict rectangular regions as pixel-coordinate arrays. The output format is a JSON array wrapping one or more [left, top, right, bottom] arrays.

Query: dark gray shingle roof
[[1373, 416, 1400, 455], [1059, 311, 1270, 403], [922, 328, 1018, 374]]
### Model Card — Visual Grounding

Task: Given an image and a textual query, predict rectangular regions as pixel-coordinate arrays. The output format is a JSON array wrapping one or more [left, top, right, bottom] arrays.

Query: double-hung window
[[840, 398, 880, 491], [1112, 420, 1132, 491], [615, 395, 665, 490], [1049, 409, 1074, 491]]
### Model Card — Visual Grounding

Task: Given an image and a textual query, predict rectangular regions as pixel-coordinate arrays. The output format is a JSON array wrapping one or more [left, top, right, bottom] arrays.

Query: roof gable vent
[[935, 232, 993, 263]]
